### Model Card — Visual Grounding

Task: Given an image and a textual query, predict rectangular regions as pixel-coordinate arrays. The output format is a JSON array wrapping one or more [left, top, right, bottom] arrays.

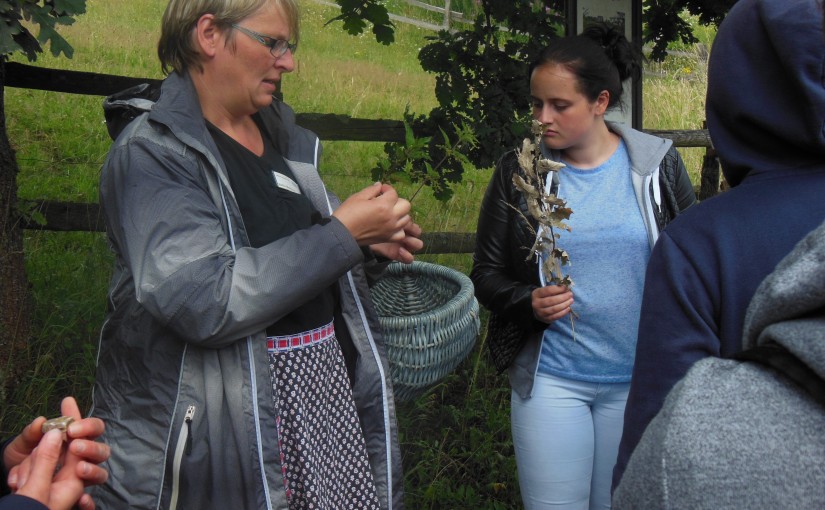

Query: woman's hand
[[531, 285, 574, 323], [370, 221, 424, 264], [333, 183, 414, 246]]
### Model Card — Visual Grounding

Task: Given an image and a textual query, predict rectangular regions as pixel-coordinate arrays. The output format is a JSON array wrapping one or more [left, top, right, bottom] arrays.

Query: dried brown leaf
[[517, 139, 536, 174], [512, 174, 539, 199], [537, 158, 566, 174]]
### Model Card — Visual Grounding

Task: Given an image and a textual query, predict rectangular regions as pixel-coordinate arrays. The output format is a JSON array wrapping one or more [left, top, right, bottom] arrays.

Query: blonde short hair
[[158, 0, 300, 75]]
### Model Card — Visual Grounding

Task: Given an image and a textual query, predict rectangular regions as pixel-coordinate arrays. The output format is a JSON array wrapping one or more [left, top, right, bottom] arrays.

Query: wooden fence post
[[444, 0, 452, 30]]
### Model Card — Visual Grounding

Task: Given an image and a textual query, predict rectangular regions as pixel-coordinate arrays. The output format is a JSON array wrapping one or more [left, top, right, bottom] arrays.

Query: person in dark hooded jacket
[[614, 0, 825, 490], [613, 217, 825, 509]]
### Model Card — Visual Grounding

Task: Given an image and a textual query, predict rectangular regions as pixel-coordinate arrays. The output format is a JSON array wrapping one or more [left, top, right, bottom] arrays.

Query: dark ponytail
[[530, 23, 642, 110]]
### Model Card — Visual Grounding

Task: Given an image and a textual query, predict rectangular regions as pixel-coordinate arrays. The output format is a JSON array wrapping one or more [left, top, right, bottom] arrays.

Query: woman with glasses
[[90, 0, 418, 508]]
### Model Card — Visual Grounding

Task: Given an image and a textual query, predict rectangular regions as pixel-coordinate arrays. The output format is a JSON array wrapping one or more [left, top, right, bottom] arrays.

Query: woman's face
[[212, 2, 295, 116], [530, 63, 608, 152]]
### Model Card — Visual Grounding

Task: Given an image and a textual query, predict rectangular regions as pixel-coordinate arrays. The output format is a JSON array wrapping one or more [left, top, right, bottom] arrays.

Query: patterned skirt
[[268, 322, 381, 509]]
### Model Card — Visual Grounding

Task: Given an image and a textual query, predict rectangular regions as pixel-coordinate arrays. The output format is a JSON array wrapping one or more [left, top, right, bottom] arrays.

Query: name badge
[[272, 171, 301, 194]]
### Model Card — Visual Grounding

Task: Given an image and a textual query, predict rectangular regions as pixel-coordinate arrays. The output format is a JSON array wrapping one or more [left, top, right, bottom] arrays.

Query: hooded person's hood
[[706, 0, 825, 187], [743, 219, 825, 383], [103, 81, 162, 141]]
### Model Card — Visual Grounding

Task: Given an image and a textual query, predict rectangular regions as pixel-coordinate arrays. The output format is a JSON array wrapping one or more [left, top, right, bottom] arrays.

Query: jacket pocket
[[169, 404, 196, 510]]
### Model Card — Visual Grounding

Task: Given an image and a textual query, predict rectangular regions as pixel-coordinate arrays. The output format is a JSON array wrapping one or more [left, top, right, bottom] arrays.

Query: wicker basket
[[370, 261, 480, 402]]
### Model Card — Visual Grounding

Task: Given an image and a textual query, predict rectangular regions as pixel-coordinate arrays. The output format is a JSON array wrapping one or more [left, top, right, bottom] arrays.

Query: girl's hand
[[531, 285, 574, 323]]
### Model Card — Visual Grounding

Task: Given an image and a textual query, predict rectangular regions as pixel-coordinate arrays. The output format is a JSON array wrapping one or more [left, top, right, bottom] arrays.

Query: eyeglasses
[[231, 24, 297, 58]]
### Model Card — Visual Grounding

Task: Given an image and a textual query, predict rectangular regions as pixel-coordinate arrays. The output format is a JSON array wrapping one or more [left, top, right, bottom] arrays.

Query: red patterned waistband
[[266, 321, 335, 353]]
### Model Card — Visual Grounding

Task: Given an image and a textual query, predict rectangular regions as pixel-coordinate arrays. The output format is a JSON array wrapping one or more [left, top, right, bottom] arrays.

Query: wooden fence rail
[[6, 62, 720, 253]]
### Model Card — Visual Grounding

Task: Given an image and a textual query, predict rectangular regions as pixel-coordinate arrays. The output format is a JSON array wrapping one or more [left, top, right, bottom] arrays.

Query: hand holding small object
[[4, 397, 109, 509], [334, 182, 414, 246]]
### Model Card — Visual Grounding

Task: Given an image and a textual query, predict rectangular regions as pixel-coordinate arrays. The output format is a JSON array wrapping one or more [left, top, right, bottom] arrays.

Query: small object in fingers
[[42, 416, 75, 438]]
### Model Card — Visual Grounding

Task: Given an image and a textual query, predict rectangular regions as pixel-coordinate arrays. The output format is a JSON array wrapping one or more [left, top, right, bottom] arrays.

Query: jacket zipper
[[169, 404, 196, 510], [344, 272, 394, 510], [643, 172, 662, 247]]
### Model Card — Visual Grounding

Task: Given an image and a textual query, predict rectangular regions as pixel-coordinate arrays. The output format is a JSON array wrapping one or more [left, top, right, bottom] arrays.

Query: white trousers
[[511, 373, 629, 510]]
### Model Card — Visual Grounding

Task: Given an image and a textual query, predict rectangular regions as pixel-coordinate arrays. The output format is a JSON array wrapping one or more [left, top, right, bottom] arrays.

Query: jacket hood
[[103, 73, 314, 165], [706, 0, 825, 187], [103, 81, 161, 141], [743, 219, 825, 381], [103, 73, 206, 145], [540, 122, 672, 177], [608, 122, 672, 176]]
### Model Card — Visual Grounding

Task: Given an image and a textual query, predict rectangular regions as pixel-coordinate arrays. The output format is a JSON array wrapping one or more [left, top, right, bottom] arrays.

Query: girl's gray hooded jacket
[[90, 72, 404, 509]]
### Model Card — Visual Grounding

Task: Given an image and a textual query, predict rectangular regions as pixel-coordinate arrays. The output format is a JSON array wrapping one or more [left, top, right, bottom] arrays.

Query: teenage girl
[[470, 24, 696, 509]]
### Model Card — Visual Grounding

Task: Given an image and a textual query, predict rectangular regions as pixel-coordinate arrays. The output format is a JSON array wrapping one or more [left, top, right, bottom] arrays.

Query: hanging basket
[[370, 261, 480, 402]]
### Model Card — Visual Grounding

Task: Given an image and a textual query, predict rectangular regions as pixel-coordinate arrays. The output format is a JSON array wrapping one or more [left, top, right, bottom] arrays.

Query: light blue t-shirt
[[538, 140, 650, 383]]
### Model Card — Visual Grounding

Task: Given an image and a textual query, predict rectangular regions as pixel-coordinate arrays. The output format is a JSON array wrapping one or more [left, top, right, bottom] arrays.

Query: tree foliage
[[0, 0, 86, 60], [416, 1, 565, 170], [368, 1, 565, 199], [332, 0, 736, 199], [645, 0, 736, 60], [325, 0, 395, 45]]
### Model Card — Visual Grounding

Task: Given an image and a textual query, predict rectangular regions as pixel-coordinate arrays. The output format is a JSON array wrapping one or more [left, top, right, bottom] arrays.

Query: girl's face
[[530, 63, 609, 152]]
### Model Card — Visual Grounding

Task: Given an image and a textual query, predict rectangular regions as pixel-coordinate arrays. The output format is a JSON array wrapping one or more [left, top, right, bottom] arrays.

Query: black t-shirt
[[207, 115, 336, 336]]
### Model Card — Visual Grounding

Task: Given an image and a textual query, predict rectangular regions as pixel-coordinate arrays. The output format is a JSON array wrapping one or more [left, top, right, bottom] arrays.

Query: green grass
[[642, 41, 710, 184], [4, 1, 713, 507]]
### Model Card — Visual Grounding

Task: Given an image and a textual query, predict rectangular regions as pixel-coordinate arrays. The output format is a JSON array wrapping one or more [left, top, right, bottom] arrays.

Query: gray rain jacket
[[90, 72, 404, 509]]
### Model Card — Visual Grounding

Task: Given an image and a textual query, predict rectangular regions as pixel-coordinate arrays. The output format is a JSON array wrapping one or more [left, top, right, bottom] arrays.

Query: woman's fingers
[[335, 184, 418, 245]]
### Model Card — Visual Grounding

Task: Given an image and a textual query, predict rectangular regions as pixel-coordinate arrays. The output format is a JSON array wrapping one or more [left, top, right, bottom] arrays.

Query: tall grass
[[643, 46, 710, 183], [5, 1, 712, 506]]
